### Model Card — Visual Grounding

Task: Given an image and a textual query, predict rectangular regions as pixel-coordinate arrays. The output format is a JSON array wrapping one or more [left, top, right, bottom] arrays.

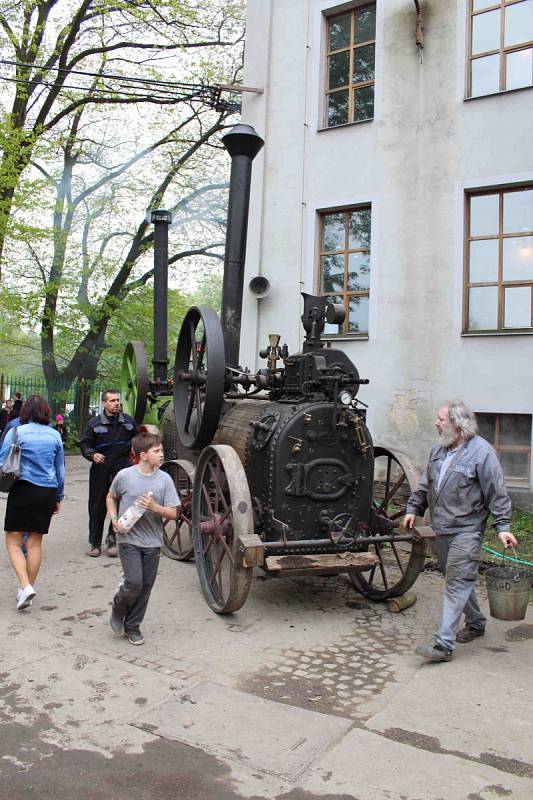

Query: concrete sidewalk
[[0, 456, 532, 800]]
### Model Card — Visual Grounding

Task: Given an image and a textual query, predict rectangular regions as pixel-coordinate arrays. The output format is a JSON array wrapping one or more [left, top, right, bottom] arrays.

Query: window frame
[[323, 2, 377, 128], [466, 0, 533, 98], [317, 205, 371, 337], [463, 185, 533, 334], [476, 411, 532, 486]]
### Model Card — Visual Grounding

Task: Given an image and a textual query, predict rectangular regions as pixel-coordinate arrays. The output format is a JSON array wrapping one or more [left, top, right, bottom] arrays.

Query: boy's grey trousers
[[114, 544, 160, 634]]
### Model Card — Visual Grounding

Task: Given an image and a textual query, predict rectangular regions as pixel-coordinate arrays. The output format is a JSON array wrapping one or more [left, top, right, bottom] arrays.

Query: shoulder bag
[[0, 427, 21, 493]]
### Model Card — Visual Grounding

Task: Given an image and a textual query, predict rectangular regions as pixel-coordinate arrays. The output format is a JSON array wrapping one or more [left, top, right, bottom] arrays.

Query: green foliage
[[100, 285, 191, 382], [192, 271, 223, 311], [485, 509, 533, 562], [0, 0, 244, 384], [99, 270, 223, 383], [0, 289, 44, 376]]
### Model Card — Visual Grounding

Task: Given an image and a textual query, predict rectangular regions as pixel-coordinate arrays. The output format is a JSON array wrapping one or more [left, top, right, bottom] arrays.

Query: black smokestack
[[151, 209, 172, 382], [220, 124, 264, 368]]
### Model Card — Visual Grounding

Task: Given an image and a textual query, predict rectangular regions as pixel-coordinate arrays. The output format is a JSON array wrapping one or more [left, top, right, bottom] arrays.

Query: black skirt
[[5, 480, 58, 535]]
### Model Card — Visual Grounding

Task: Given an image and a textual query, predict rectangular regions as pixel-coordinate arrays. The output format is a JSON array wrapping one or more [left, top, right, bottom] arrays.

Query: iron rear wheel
[[121, 341, 149, 424], [192, 444, 253, 614], [173, 306, 226, 450], [161, 459, 195, 562], [349, 447, 425, 600]]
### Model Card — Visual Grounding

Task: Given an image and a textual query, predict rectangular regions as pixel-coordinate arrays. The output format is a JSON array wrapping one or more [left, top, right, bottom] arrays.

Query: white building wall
[[241, 0, 533, 504]]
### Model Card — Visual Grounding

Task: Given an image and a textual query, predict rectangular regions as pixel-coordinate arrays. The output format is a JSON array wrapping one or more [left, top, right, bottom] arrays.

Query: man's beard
[[437, 427, 458, 448]]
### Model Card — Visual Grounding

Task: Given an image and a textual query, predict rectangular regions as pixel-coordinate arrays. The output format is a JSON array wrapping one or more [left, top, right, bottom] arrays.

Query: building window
[[324, 3, 376, 127], [318, 206, 371, 335], [468, 0, 533, 98], [464, 186, 533, 333], [477, 412, 532, 486]]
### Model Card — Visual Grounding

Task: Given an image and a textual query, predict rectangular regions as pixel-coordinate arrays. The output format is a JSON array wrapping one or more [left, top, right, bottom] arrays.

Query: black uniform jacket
[[80, 412, 137, 470]]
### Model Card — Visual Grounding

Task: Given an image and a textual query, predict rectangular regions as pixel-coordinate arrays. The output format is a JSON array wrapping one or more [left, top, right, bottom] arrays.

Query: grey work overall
[[406, 435, 511, 651]]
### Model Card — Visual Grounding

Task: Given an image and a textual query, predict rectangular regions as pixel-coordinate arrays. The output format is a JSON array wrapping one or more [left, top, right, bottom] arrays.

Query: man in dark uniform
[[80, 390, 137, 557]]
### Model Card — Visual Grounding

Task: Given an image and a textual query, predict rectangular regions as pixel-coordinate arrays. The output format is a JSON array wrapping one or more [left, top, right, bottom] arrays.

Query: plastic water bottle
[[117, 492, 153, 532]]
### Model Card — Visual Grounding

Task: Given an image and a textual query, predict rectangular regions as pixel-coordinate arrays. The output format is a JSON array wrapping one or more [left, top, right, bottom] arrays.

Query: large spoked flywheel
[[173, 306, 226, 450], [121, 341, 149, 424], [192, 444, 253, 614], [161, 459, 195, 561], [349, 447, 426, 600]]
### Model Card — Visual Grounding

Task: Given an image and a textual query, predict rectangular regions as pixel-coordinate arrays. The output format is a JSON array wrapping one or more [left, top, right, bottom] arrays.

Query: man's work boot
[[415, 642, 453, 662], [456, 625, 485, 644]]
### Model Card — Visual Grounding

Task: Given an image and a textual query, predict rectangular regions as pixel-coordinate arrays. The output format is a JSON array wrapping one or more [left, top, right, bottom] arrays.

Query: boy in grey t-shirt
[[106, 432, 179, 645]]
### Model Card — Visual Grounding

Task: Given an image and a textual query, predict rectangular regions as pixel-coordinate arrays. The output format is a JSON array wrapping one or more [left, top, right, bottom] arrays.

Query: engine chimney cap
[[222, 124, 264, 160], [150, 209, 172, 224]]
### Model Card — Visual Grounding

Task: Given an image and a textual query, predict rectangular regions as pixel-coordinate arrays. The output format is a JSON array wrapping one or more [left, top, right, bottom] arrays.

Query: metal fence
[[0, 374, 108, 441]]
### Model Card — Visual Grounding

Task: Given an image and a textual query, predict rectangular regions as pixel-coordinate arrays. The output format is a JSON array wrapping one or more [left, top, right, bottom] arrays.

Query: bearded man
[[404, 400, 517, 662]]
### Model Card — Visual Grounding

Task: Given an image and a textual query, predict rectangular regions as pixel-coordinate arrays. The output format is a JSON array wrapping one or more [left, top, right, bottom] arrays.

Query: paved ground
[[0, 456, 532, 800]]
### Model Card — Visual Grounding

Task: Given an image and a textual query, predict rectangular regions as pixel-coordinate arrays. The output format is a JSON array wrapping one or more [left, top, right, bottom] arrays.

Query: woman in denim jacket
[[0, 395, 64, 610]]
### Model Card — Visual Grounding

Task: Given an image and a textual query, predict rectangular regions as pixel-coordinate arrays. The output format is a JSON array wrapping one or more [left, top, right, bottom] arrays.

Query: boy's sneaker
[[87, 546, 101, 557], [415, 642, 453, 662], [109, 604, 125, 636], [17, 584, 36, 611], [127, 631, 144, 646], [106, 545, 118, 558]]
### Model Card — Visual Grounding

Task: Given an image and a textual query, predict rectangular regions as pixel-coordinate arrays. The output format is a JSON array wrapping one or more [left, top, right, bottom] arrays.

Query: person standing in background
[[0, 410, 21, 447], [12, 392, 23, 418], [54, 414, 67, 444], [80, 390, 137, 558], [0, 398, 14, 434]]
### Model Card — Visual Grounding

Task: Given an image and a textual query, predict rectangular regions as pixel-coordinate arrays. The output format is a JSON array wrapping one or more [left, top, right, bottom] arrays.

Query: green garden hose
[[481, 544, 533, 567]]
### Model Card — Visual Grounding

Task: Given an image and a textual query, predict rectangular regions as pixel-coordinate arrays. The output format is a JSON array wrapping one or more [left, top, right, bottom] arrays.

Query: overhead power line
[[0, 58, 254, 111], [0, 73, 203, 103], [1, 58, 209, 90]]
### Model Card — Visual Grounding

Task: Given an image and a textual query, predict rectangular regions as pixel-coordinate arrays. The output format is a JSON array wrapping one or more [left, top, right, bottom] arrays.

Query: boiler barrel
[[213, 399, 270, 466]]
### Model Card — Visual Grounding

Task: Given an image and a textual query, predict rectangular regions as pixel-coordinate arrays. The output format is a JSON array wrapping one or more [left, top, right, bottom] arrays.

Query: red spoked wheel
[[192, 444, 253, 614], [349, 446, 426, 600], [161, 459, 195, 562]]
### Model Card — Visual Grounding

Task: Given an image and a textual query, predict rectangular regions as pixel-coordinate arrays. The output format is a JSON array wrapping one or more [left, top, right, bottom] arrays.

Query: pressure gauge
[[339, 389, 353, 406]]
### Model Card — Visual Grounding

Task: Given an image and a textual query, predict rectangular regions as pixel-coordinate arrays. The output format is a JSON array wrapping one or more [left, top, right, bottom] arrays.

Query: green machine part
[[121, 340, 172, 430], [141, 395, 172, 429]]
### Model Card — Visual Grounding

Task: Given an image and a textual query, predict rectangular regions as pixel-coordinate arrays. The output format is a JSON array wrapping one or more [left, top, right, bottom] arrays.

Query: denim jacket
[[0, 422, 64, 500], [406, 435, 511, 535]]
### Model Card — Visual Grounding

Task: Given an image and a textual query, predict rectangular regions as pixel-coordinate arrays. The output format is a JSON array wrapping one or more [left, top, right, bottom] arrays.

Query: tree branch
[[0, 16, 18, 50], [71, 110, 201, 207], [124, 243, 225, 293], [29, 160, 57, 186], [27, 243, 48, 286], [172, 182, 228, 215]]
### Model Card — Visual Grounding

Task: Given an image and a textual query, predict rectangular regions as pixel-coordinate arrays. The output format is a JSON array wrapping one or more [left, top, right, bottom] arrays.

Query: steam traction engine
[[122, 124, 429, 614]]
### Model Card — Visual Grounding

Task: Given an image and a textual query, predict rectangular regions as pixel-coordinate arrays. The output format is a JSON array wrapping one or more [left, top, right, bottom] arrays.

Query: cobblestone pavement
[[0, 457, 532, 800]]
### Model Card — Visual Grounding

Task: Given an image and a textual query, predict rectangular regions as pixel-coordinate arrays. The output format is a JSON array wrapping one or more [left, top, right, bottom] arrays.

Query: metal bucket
[[485, 564, 532, 621]]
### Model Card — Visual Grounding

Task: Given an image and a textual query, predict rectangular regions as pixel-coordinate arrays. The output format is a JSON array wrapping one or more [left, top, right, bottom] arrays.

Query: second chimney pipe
[[220, 124, 264, 368], [151, 209, 172, 382]]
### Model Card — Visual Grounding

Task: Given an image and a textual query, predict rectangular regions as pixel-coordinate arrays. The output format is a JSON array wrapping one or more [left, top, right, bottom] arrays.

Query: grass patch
[[484, 509, 533, 565]]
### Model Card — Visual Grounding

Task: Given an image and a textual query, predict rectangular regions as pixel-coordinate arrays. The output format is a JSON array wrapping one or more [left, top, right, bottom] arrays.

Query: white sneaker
[[17, 584, 36, 611]]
